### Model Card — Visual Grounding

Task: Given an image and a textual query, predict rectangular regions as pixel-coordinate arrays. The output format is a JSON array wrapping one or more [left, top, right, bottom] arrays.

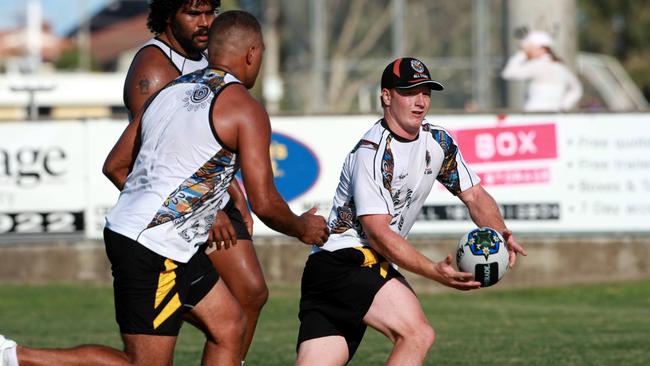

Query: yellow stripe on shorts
[[155, 259, 178, 308], [354, 247, 388, 278], [153, 293, 181, 330], [153, 259, 181, 329]]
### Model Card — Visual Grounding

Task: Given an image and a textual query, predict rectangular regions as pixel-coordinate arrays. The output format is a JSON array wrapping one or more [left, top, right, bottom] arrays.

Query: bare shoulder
[[124, 46, 181, 115], [211, 84, 270, 151], [214, 84, 269, 125], [126, 47, 180, 86]]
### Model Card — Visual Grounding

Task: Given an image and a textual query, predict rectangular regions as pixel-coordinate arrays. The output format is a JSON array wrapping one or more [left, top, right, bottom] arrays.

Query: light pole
[[10, 85, 55, 121], [26, 0, 43, 73]]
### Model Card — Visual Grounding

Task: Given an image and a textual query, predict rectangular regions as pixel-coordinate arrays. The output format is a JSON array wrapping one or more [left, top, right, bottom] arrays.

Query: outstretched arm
[[214, 85, 329, 245], [458, 184, 528, 267], [360, 214, 481, 290]]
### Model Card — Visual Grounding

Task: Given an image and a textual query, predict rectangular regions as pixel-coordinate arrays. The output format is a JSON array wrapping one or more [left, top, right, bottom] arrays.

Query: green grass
[[1, 281, 649, 365]]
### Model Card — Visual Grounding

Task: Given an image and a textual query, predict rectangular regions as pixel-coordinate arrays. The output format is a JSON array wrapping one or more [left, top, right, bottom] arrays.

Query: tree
[[578, 0, 650, 100]]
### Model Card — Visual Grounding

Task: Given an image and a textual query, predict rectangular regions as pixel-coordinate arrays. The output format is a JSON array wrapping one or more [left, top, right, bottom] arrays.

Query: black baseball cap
[[381, 57, 444, 91]]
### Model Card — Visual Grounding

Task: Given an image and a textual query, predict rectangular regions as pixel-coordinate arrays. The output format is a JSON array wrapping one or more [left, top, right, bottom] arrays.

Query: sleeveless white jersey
[[317, 119, 480, 253], [106, 69, 241, 263], [140, 38, 208, 75]]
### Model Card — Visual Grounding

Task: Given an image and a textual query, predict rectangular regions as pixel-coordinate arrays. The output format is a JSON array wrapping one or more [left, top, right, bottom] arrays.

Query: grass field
[[1, 280, 649, 365]]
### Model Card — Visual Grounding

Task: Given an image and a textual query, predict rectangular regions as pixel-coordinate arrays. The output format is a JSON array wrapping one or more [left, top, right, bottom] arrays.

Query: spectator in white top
[[502, 30, 583, 112]]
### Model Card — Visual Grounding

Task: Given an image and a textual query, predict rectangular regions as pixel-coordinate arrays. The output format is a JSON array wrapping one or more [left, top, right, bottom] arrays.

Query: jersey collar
[[380, 118, 420, 143]]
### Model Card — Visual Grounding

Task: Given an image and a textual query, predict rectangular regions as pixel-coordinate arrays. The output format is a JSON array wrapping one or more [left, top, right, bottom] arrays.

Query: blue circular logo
[[236, 132, 320, 203], [269, 132, 320, 202]]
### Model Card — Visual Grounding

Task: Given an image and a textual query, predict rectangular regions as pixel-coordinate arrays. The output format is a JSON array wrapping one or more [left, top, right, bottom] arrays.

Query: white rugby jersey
[[106, 69, 241, 263], [140, 38, 208, 75], [317, 119, 480, 253]]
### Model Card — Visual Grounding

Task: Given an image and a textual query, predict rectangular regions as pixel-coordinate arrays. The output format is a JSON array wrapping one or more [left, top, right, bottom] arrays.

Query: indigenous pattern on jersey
[[106, 68, 241, 263], [318, 119, 480, 253], [141, 38, 208, 75], [147, 149, 236, 243], [429, 125, 462, 193], [381, 136, 394, 191], [330, 200, 362, 236]]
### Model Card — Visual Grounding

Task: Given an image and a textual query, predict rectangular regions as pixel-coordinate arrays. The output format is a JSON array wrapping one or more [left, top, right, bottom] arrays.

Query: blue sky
[[0, 0, 110, 36]]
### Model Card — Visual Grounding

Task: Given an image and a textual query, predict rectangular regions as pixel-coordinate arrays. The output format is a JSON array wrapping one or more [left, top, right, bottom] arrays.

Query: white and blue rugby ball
[[456, 227, 509, 287]]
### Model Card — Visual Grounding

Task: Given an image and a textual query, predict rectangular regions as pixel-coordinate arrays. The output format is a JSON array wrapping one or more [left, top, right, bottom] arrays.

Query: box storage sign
[[413, 114, 650, 233]]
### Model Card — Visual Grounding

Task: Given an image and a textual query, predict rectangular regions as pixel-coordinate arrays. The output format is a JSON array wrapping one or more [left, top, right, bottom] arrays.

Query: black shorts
[[224, 198, 252, 241], [297, 247, 409, 361], [104, 228, 219, 336]]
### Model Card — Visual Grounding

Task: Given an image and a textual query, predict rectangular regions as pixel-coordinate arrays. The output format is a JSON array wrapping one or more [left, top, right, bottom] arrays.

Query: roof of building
[[66, 0, 149, 36]]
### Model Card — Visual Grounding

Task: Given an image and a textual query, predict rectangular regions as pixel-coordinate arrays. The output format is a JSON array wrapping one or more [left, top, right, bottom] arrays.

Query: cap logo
[[410, 59, 425, 73], [392, 59, 402, 77]]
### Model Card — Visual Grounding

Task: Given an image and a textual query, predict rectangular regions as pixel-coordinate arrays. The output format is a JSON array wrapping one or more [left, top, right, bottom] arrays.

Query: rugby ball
[[456, 227, 509, 287]]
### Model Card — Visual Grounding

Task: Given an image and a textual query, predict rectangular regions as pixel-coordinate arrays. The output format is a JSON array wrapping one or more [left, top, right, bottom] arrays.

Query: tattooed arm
[[123, 46, 180, 119], [107, 46, 180, 188]]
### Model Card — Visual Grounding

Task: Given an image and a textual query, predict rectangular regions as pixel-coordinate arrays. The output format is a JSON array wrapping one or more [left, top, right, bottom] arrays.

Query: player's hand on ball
[[435, 254, 481, 291], [502, 230, 527, 268], [298, 207, 330, 246]]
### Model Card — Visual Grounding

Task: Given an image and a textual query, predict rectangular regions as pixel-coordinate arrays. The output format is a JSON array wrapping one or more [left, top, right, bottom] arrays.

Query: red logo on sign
[[453, 123, 557, 163]]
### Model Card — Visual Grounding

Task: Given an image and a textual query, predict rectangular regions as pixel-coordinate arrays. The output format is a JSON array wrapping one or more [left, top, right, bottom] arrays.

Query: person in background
[[502, 30, 583, 112]]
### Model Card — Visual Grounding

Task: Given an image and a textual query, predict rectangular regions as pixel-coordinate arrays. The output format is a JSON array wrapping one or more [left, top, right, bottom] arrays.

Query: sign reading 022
[[0, 211, 84, 234]]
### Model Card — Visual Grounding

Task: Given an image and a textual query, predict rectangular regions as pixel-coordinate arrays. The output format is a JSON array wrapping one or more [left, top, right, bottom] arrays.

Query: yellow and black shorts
[[104, 228, 218, 336], [297, 247, 409, 361]]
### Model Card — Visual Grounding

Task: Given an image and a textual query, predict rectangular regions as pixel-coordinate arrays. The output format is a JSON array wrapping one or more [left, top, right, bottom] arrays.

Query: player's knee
[[400, 322, 435, 351], [239, 280, 269, 312], [419, 323, 436, 348], [251, 281, 269, 309], [412, 323, 435, 351], [228, 307, 248, 340], [209, 306, 247, 345]]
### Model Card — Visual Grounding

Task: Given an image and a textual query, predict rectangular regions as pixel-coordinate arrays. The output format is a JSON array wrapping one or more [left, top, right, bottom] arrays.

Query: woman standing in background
[[502, 31, 583, 112]]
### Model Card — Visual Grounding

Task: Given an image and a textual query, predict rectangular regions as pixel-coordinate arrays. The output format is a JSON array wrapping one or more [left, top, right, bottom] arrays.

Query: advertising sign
[[263, 114, 650, 234], [0, 122, 86, 236], [415, 114, 650, 233], [2, 113, 649, 242]]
